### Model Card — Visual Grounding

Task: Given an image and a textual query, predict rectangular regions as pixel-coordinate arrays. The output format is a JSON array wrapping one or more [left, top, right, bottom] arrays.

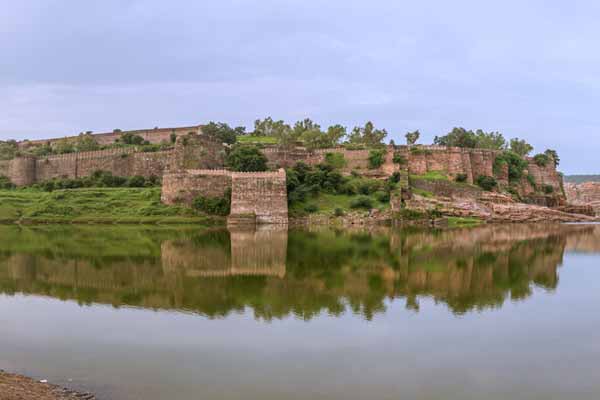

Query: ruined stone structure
[[162, 169, 288, 225]]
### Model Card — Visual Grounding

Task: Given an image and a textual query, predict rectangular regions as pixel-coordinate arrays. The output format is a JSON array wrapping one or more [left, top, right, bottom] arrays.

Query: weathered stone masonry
[[162, 169, 288, 225]]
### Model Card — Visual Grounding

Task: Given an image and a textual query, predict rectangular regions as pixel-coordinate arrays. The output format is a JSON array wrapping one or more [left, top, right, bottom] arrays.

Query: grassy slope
[[236, 136, 278, 144], [0, 188, 220, 224]]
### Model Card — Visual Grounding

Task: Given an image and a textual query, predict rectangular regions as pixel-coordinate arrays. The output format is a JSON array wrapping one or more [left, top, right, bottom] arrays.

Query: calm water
[[1, 223, 599, 400]]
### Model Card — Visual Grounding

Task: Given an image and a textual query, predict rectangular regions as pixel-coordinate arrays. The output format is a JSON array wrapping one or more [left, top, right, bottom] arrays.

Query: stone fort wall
[[161, 169, 288, 224], [19, 125, 201, 148], [3, 134, 224, 186]]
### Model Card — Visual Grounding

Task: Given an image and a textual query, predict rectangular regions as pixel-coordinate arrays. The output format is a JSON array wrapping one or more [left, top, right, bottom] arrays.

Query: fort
[[1, 124, 594, 225]]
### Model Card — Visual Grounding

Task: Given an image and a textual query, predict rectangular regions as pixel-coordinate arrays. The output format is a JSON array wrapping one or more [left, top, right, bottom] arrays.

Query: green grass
[[289, 192, 388, 217], [410, 170, 449, 181], [412, 188, 434, 198], [447, 216, 483, 228], [237, 135, 278, 144], [0, 188, 221, 224]]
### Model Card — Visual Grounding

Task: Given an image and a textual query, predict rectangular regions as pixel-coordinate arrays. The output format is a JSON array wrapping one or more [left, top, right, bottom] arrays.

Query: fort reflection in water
[[0, 223, 598, 319]]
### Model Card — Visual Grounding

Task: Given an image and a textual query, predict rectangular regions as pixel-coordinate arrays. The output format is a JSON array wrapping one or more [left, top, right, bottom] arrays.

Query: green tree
[[253, 117, 289, 137], [120, 132, 145, 145], [202, 122, 245, 145], [434, 127, 478, 148], [509, 138, 533, 157], [405, 130, 420, 145], [348, 121, 387, 146], [474, 130, 506, 150], [225, 145, 268, 172], [544, 149, 560, 167], [325, 125, 346, 146]]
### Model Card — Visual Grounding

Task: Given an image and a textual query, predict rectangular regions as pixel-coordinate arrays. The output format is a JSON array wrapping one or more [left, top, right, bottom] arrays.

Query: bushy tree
[[405, 130, 420, 145], [120, 132, 145, 145], [509, 138, 533, 157], [325, 124, 346, 146], [253, 117, 289, 137], [544, 149, 560, 167], [202, 122, 245, 145], [348, 121, 387, 146], [434, 127, 506, 150], [474, 129, 506, 150], [225, 145, 268, 171]]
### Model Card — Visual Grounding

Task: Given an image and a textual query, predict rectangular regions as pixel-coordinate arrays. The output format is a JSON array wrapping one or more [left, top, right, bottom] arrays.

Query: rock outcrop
[[406, 191, 597, 223], [565, 182, 600, 215]]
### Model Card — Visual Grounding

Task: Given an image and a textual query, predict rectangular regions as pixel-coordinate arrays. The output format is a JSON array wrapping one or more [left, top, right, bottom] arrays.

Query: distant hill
[[564, 175, 600, 184]]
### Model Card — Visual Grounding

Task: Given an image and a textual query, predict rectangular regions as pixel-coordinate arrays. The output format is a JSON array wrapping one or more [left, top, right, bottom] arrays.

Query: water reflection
[[0, 223, 597, 319]]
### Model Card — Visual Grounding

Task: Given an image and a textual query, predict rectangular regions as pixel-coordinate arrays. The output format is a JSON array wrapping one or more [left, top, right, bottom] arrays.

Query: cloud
[[0, 0, 599, 173]]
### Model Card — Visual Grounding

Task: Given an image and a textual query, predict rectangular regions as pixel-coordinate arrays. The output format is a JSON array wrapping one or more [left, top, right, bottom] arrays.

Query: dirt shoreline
[[0, 370, 97, 400]]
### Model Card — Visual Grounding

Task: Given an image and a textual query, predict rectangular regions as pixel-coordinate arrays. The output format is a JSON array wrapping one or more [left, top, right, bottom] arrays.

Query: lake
[[1, 223, 599, 400]]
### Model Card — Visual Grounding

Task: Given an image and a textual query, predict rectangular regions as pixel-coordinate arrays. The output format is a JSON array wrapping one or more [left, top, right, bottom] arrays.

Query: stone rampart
[[19, 125, 200, 148], [161, 168, 288, 224], [161, 169, 232, 205], [230, 169, 288, 224]]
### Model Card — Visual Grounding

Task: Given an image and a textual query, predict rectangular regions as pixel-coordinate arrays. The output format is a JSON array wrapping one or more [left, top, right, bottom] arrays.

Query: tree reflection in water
[[0, 223, 597, 320]]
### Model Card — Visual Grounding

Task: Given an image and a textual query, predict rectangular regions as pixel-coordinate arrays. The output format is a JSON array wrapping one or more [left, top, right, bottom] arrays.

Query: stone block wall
[[160, 168, 288, 224], [230, 169, 288, 224], [4, 132, 226, 186], [161, 169, 232, 205], [20, 125, 200, 148]]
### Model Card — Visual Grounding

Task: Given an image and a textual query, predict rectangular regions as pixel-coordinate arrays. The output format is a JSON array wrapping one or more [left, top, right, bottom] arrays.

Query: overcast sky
[[1, 1, 599, 173]]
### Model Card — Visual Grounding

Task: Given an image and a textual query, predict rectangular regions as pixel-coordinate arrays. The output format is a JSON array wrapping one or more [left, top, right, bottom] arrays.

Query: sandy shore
[[0, 370, 96, 400]]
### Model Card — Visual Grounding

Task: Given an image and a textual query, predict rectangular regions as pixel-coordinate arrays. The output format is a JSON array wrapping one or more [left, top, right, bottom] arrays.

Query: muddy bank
[[0, 370, 96, 400]]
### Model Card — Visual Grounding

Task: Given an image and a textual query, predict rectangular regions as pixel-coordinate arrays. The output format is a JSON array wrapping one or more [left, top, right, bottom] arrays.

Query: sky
[[1, 0, 599, 174]]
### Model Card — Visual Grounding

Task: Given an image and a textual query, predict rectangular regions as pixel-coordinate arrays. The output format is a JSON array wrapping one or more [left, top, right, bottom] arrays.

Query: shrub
[[120, 132, 145, 145], [455, 173, 468, 183], [533, 153, 550, 167], [392, 154, 407, 164], [334, 208, 344, 217], [543, 185, 554, 194], [225, 145, 268, 172], [126, 176, 146, 187], [324, 152, 346, 169], [493, 151, 528, 182], [368, 149, 386, 169], [350, 196, 374, 209], [0, 175, 15, 189], [389, 172, 401, 183], [375, 191, 390, 203], [304, 204, 318, 213], [526, 174, 536, 189], [476, 175, 497, 191], [357, 180, 381, 195], [192, 189, 231, 216]]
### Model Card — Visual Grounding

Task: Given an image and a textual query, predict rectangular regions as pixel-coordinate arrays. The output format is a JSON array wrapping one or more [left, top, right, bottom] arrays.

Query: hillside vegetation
[[0, 187, 218, 224]]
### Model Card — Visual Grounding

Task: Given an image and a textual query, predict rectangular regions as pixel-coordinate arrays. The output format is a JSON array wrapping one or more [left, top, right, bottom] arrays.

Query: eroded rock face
[[565, 182, 600, 215], [406, 191, 598, 223]]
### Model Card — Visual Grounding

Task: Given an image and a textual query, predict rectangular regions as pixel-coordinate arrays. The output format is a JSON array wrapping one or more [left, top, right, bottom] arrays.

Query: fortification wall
[[20, 125, 200, 148], [8, 156, 37, 186], [174, 134, 226, 170], [230, 169, 288, 224], [161, 169, 232, 205], [526, 159, 563, 192], [262, 147, 373, 172]]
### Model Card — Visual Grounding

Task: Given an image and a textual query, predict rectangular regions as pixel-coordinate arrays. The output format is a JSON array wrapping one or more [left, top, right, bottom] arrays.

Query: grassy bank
[[0, 188, 221, 224]]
